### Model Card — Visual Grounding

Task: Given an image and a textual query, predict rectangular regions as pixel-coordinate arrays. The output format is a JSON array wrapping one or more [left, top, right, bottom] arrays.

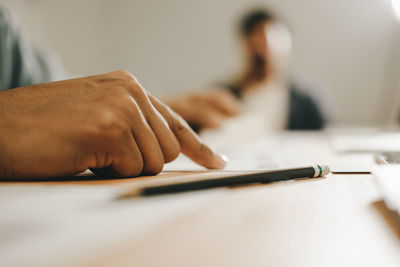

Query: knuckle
[[127, 81, 141, 91], [193, 142, 213, 162], [112, 90, 136, 110], [113, 70, 137, 82], [198, 143, 209, 154], [171, 113, 191, 133], [95, 76, 126, 85], [126, 80, 147, 98], [98, 88, 140, 120], [92, 110, 127, 140]]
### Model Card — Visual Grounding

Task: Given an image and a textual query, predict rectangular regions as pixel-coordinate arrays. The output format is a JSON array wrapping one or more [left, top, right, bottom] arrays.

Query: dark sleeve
[[287, 86, 325, 130], [0, 5, 64, 91]]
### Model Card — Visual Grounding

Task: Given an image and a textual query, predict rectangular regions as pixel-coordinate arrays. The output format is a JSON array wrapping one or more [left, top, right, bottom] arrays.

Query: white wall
[[3, 0, 400, 125]]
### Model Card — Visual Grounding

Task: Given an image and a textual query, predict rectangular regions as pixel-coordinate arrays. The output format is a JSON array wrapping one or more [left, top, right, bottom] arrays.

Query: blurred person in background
[[0, 2, 241, 135], [168, 8, 327, 133]]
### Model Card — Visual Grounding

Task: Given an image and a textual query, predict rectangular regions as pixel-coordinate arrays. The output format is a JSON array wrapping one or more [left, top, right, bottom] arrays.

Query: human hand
[[0, 71, 227, 179], [166, 89, 241, 131]]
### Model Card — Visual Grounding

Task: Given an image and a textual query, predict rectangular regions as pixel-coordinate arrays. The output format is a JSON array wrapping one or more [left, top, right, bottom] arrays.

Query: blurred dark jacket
[[226, 83, 325, 130]]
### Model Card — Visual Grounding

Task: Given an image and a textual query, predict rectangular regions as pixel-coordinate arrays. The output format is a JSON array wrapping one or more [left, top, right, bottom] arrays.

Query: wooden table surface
[[2, 171, 399, 267], [90, 172, 400, 267]]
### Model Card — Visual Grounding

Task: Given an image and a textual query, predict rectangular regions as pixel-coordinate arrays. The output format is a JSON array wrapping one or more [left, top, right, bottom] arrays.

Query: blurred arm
[[0, 4, 64, 91], [165, 89, 241, 132]]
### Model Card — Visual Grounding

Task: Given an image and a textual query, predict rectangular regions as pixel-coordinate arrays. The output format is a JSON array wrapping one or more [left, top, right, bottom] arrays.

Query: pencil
[[118, 165, 330, 198]]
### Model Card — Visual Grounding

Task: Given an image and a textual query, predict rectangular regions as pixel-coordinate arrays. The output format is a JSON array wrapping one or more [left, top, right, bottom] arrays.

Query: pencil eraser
[[321, 165, 330, 176]]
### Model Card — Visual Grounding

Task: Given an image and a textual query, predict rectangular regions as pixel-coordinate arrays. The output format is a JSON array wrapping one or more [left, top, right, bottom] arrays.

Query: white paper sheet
[[332, 132, 400, 153], [164, 132, 375, 173], [372, 165, 400, 214]]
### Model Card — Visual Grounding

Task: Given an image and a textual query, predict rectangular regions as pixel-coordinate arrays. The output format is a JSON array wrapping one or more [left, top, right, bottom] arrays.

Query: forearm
[[0, 91, 13, 178]]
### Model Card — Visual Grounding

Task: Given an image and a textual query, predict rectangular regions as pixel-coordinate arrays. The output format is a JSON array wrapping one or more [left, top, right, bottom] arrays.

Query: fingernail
[[214, 153, 228, 169]]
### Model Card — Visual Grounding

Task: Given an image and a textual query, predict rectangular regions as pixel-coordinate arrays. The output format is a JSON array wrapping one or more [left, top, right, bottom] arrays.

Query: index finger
[[148, 95, 227, 169]]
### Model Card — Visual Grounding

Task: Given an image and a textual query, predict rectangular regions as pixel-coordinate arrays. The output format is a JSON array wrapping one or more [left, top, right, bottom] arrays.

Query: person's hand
[[165, 89, 241, 131], [0, 71, 227, 179]]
